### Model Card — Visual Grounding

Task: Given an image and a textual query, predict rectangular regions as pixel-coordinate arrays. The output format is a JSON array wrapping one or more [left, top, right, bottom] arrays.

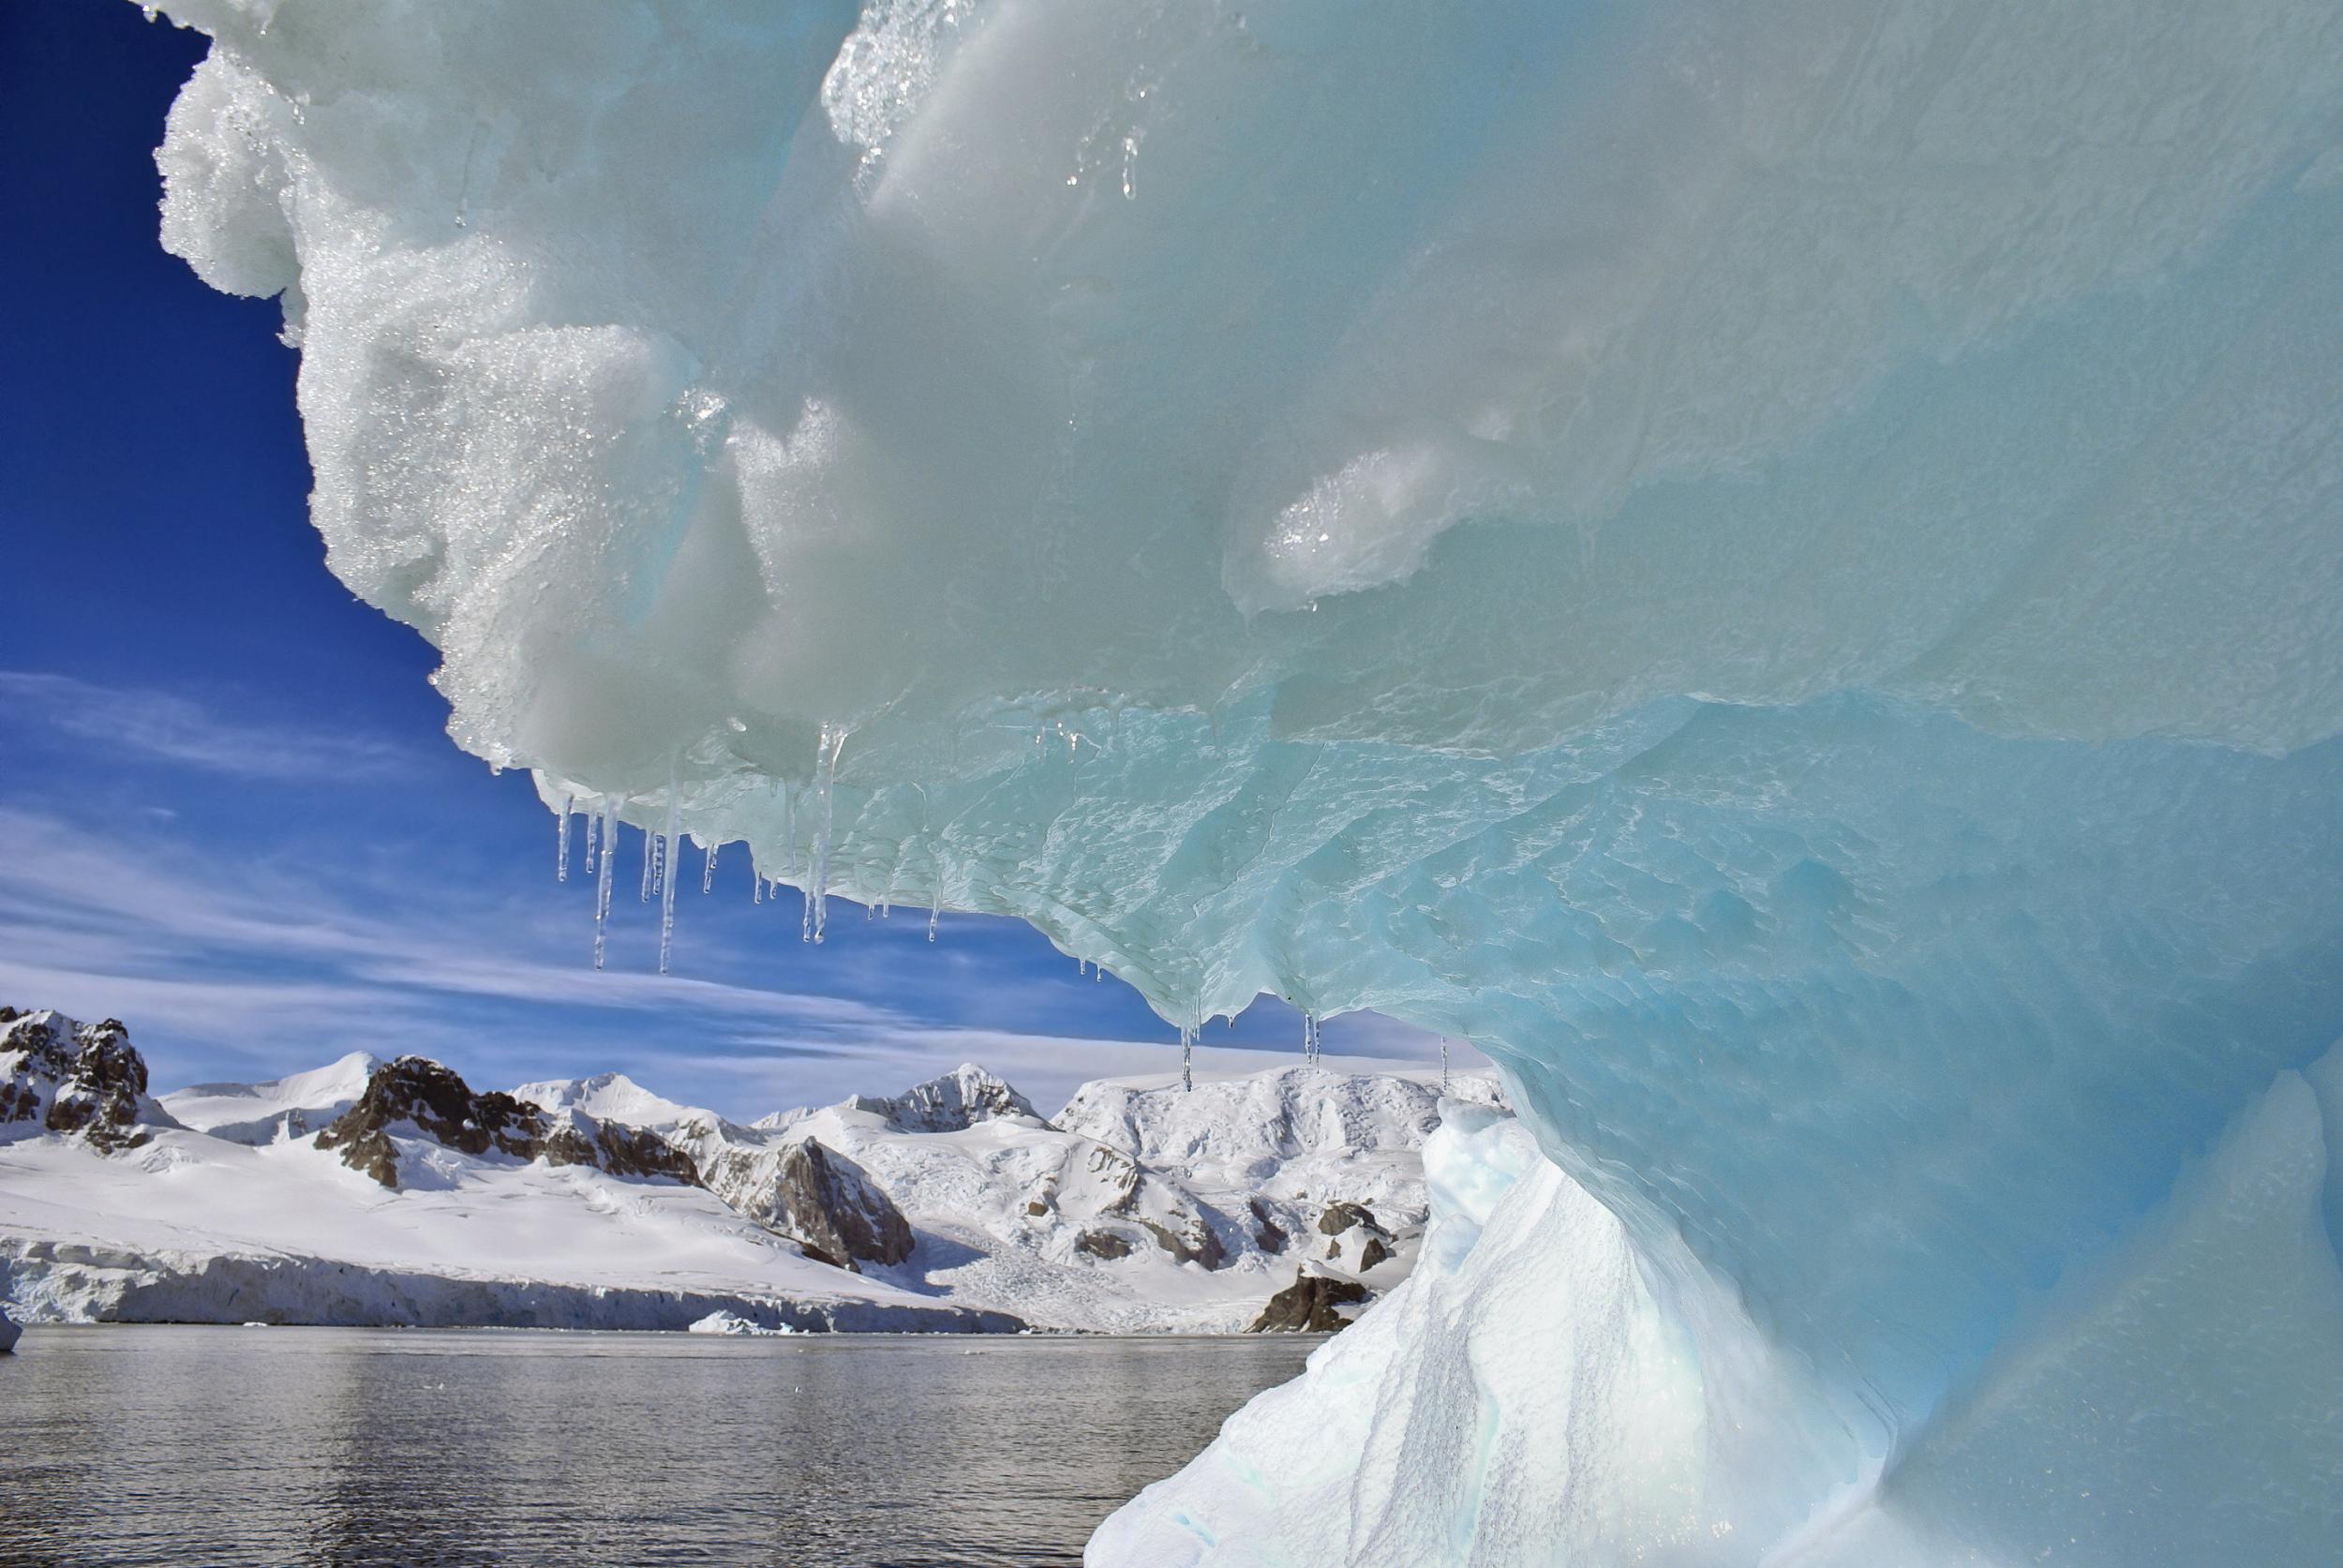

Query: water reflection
[[0, 1325, 1318, 1567]]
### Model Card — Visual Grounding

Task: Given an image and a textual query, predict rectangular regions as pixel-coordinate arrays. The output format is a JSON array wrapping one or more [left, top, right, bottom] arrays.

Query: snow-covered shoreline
[[0, 1232, 1014, 1335], [5, 1008, 1493, 1337]]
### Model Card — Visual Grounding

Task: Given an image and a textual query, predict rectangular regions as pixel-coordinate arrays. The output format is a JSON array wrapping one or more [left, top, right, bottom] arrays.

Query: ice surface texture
[[144, 0, 2343, 1561]]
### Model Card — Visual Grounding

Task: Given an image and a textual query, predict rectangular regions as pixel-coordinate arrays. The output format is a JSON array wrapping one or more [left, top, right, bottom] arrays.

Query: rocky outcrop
[[839, 1063, 1044, 1133], [1247, 1268, 1370, 1333], [1, 1008, 179, 1154], [1077, 1229, 1134, 1260], [1318, 1200, 1395, 1272], [316, 1056, 695, 1190], [1089, 1144, 1230, 1269], [1133, 1211, 1228, 1270], [1249, 1198, 1289, 1254], [0, 1302, 19, 1353], [768, 1140, 916, 1271], [540, 1114, 703, 1184]]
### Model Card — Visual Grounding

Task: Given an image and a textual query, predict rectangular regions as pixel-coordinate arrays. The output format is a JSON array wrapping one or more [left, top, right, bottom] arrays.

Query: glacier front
[[138, 0, 2343, 1561]]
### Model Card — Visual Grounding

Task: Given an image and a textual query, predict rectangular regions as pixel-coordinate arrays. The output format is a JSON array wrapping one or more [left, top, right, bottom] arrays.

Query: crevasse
[[141, 0, 2343, 1561]]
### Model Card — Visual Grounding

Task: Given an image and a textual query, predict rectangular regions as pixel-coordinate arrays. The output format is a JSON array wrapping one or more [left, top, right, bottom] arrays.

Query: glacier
[[132, 0, 2343, 1562]]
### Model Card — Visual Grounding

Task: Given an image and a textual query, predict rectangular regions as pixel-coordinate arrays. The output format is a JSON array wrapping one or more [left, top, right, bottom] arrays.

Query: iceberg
[[135, 0, 2343, 1561]]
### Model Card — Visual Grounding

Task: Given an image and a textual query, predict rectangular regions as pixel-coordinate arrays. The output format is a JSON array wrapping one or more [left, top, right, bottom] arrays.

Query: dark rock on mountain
[[1135, 1212, 1228, 1270], [769, 1139, 915, 1271], [541, 1115, 701, 1185], [1249, 1198, 1289, 1254], [1248, 1269, 1370, 1333], [317, 1056, 695, 1191], [1091, 1143, 1228, 1269], [0, 1303, 18, 1353], [317, 1057, 544, 1187], [1318, 1200, 1395, 1269], [1077, 1229, 1135, 1260], [1, 1008, 180, 1154]]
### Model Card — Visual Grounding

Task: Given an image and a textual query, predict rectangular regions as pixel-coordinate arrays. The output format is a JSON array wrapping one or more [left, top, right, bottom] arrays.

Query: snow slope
[[161, 1051, 380, 1145], [0, 1127, 1007, 1333]]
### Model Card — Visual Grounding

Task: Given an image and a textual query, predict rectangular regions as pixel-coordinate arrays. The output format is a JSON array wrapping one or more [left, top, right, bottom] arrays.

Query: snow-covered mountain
[[161, 1052, 380, 1145], [2, 1007, 1503, 1335], [4, 1008, 180, 1153], [542, 1059, 1505, 1333], [1, 1012, 1011, 1335]]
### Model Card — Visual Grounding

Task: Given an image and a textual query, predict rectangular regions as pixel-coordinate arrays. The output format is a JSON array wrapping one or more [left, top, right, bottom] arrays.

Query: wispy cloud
[[0, 801, 910, 1105], [0, 669, 415, 781]]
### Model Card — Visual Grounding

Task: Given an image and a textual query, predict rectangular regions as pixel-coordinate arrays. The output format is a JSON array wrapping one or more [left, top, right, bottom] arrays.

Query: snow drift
[[137, 0, 2343, 1561]]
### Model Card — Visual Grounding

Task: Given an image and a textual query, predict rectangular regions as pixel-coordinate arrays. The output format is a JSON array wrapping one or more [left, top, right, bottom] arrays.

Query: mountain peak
[[1, 1007, 179, 1153], [877, 1063, 1042, 1133], [511, 1070, 699, 1131]]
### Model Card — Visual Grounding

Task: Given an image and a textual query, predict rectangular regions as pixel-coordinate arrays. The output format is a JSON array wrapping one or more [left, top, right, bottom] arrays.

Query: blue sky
[[0, 4, 1470, 1117]]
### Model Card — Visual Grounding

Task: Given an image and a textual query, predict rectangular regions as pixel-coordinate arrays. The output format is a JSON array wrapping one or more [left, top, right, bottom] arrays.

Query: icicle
[[1095, 963, 1103, 981], [754, 874, 764, 905], [1440, 1038, 1451, 1095], [1180, 1024, 1196, 1093], [584, 808, 600, 876], [592, 799, 618, 970], [556, 793, 573, 883], [702, 838, 717, 894], [639, 819, 653, 903], [657, 772, 681, 976], [811, 723, 846, 945], [927, 903, 938, 943], [783, 784, 798, 878]]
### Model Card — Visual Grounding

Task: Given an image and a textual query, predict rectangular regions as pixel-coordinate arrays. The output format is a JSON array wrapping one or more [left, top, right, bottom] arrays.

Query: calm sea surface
[[0, 1324, 1319, 1567]]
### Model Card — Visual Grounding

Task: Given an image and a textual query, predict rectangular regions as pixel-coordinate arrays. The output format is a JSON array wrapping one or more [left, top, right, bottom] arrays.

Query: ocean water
[[0, 1324, 1321, 1566]]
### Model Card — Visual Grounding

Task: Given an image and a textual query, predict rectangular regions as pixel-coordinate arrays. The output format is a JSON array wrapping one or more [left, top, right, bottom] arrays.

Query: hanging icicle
[[657, 767, 681, 975], [702, 838, 717, 894], [1440, 1038, 1451, 1095], [584, 807, 600, 876], [927, 903, 938, 943], [1180, 1023, 1197, 1093], [592, 799, 618, 970], [556, 793, 573, 883], [783, 782, 798, 878], [810, 723, 846, 944]]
